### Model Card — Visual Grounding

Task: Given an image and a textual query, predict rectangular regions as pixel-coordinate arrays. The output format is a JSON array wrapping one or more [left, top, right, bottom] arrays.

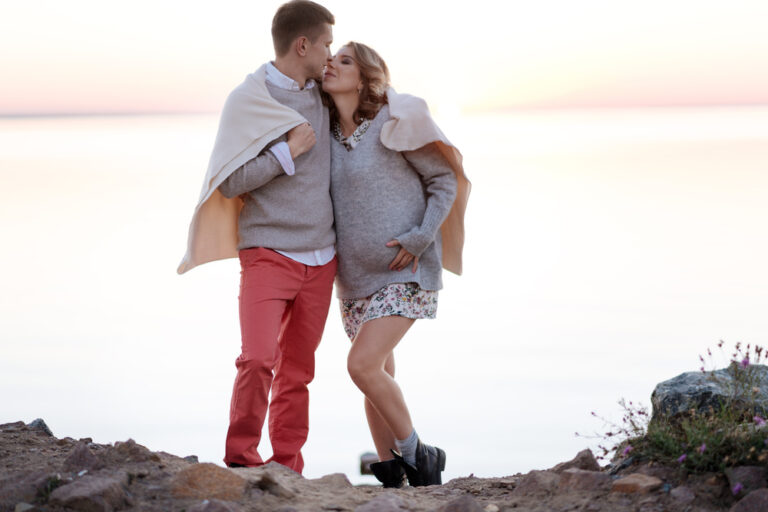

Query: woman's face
[[323, 46, 362, 95]]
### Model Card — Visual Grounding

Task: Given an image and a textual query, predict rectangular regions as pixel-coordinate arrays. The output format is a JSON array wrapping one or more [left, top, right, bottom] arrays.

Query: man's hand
[[286, 122, 316, 159], [386, 240, 419, 273]]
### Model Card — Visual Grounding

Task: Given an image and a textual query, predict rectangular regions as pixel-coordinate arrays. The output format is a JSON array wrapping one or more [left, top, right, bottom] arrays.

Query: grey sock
[[395, 429, 418, 466]]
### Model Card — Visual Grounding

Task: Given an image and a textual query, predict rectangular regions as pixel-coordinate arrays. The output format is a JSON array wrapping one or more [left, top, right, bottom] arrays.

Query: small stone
[[725, 466, 767, 496], [510, 470, 560, 496], [611, 473, 663, 494], [670, 485, 695, 504], [14, 503, 35, 512], [436, 495, 484, 512], [730, 488, 768, 512], [185, 455, 200, 464], [313, 473, 352, 489], [484, 505, 499, 512], [360, 452, 378, 475], [109, 439, 160, 463], [557, 468, 611, 492], [170, 463, 248, 501], [63, 442, 104, 473], [489, 478, 515, 489], [355, 493, 410, 512], [188, 499, 244, 512], [637, 496, 662, 512], [27, 419, 53, 437], [551, 449, 601, 474], [48, 475, 130, 512], [0, 421, 26, 432], [252, 472, 295, 498]]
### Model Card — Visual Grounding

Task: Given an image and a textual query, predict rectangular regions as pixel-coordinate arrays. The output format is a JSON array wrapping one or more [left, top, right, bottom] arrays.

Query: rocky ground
[[2, 419, 767, 512]]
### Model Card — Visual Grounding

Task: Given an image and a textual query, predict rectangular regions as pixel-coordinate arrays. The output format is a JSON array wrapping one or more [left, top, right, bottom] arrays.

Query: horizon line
[[2, 102, 768, 119]]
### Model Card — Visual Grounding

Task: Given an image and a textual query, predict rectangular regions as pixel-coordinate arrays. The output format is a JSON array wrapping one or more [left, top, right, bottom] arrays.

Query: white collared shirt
[[263, 62, 335, 267]]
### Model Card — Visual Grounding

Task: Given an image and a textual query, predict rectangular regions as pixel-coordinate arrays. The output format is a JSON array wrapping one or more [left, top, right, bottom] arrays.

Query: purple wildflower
[[755, 416, 766, 427], [622, 445, 633, 457], [732, 482, 744, 495], [741, 357, 750, 368], [698, 443, 706, 454], [677, 454, 687, 463]]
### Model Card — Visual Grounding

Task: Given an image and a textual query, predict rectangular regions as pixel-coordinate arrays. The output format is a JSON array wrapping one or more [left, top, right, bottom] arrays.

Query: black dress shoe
[[370, 459, 406, 488], [391, 441, 446, 486]]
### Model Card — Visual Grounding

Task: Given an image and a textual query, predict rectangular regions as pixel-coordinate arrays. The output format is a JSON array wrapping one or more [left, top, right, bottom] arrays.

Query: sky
[[2, 0, 768, 115]]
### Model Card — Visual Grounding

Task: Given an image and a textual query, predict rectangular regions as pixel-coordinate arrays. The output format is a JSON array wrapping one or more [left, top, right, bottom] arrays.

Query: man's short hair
[[272, 1, 335, 57]]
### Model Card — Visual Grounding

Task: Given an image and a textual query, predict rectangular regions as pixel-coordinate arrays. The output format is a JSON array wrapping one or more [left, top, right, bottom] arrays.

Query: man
[[178, 0, 335, 473]]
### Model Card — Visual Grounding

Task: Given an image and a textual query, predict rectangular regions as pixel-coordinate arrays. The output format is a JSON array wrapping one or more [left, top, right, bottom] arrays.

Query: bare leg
[[364, 353, 397, 460], [348, 316, 415, 442]]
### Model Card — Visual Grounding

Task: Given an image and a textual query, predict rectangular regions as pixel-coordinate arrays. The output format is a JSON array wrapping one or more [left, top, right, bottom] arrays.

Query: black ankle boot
[[370, 459, 406, 488], [391, 441, 446, 487]]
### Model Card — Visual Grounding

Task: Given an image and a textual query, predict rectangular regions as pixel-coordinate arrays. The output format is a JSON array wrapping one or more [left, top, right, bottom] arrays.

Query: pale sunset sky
[[2, 0, 767, 116]]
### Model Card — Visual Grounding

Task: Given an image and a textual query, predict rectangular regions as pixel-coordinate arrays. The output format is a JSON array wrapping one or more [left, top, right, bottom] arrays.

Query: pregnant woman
[[323, 42, 469, 487]]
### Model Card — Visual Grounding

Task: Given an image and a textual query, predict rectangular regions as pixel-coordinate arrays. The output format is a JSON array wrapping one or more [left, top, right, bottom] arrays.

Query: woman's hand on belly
[[385, 240, 419, 273]]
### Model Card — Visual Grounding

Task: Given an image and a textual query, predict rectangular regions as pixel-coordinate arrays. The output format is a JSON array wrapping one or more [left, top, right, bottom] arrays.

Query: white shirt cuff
[[269, 142, 295, 176]]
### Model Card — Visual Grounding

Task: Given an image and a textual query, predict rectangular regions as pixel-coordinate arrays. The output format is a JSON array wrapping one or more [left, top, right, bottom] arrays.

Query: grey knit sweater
[[219, 83, 334, 252], [330, 105, 457, 299]]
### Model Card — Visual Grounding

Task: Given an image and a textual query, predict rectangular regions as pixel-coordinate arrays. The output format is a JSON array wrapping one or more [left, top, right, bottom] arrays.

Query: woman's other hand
[[386, 240, 419, 273], [286, 122, 316, 159]]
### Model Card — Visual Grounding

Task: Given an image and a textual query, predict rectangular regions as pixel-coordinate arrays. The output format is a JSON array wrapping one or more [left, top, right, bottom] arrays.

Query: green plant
[[581, 341, 768, 474]]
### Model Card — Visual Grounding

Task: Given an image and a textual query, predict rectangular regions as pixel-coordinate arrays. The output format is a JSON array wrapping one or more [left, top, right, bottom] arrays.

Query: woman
[[323, 42, 466, 487]]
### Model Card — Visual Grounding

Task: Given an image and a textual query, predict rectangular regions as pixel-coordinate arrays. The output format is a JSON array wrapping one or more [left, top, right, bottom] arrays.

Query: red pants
[[224, 247, 336, 473]]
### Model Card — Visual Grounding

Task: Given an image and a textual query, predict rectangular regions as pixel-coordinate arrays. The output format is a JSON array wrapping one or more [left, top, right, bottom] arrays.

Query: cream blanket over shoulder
[[178, 76, 470, 276], [177, 64, 305, 274], [382, 88, 471, 275]]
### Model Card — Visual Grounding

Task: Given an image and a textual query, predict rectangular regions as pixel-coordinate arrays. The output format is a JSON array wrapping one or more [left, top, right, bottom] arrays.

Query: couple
[[178, 0, 469, 489]]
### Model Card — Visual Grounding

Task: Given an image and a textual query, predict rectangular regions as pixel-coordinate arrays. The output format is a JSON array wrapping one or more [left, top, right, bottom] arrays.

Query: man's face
[[305, 23, 333, 80]]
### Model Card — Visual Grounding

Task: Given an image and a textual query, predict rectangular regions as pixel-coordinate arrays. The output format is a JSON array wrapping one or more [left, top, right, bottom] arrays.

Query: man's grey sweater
[[331, 105, 457, 299], [219, 83, 334, 252]]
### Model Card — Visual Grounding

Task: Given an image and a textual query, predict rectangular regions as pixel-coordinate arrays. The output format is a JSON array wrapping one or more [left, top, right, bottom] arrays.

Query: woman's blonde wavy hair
[[325, 42, 390, 125]]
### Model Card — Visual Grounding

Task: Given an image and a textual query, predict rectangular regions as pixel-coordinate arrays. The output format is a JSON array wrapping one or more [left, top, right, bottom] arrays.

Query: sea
[[1, 106, 767, 483]]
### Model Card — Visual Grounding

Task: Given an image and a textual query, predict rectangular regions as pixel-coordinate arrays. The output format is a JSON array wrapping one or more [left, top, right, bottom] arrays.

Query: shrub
[[580, 341, 768, 473]]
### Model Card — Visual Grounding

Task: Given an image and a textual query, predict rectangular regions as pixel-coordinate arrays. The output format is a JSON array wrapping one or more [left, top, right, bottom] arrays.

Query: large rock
[[725, 466, 767, 496], [651, 365, 768, 422], [170, 464, 248, 501], [48, 475, 131, 512], [551, 449, 601, 474], [730, 489, 768, 512]]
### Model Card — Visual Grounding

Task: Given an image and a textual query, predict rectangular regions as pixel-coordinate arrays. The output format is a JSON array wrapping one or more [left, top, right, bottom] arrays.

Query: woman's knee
[[347, 350, 376, 387]]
